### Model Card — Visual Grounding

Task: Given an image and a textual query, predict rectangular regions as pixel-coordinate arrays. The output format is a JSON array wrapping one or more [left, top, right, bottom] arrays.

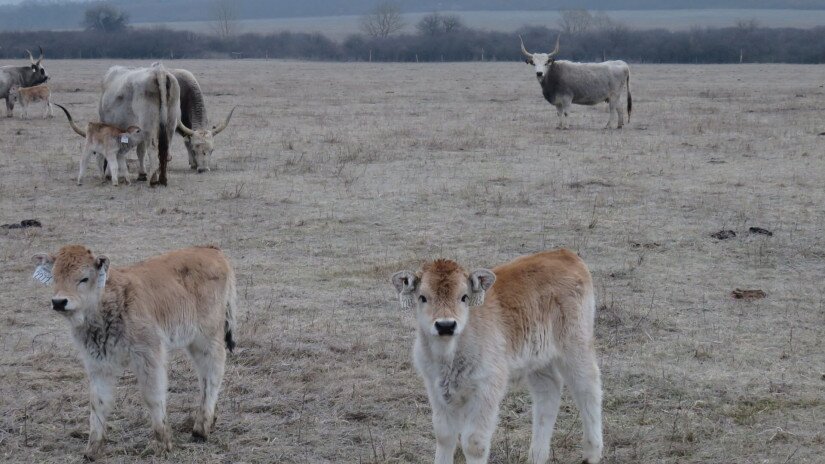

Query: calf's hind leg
[[132, 348, 173, 454], [527, 364, 565, 464], [187, 336, 226, 441], [135, 141, 149, 181], [561, 349, 603, 464]]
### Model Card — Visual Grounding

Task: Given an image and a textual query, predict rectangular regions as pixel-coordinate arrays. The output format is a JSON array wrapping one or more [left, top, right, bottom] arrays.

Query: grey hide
[[0, 48, 48, 117]]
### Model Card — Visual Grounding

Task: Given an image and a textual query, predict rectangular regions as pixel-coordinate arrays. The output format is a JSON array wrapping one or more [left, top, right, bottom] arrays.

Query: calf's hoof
[[191, 430, 207, 442], [136, 173, 147, 182], [83, 442, 104, 461]]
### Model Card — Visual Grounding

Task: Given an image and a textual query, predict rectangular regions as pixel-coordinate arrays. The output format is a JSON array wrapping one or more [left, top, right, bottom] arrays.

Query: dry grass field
[[1, 59, 824, 463]]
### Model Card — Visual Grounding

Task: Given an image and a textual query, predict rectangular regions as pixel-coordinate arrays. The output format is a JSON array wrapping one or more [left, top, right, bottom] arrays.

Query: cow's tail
[[626, 72, 632, 122], [155, 64, 171, 185], [224, 267, 238, 353]]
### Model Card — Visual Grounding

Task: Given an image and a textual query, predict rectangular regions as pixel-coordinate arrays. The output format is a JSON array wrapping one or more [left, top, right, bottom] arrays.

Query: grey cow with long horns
[[521, 36, 631, 129], [171, 69, 236, 173], [0, 47, 49, 117]]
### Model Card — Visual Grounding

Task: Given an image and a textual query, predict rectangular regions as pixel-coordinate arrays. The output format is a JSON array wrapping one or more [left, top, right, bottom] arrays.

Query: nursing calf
[[55, 104, 143, 186], [392, 250, 602, 464], [31, 245, 237, 460]]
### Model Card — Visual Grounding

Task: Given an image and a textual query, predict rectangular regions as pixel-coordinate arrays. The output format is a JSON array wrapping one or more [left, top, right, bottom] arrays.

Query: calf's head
[[176, 106, 236, 173], [392, 260, 495, 337], [32, 245, 109, 318], [520, 35, 560, 80]]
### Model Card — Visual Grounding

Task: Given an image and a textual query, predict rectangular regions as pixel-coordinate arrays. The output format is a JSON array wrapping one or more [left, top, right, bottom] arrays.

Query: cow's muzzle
[[51, 298, 68, 312], [434, 320, 457, 336], [536, 72, 543, 78]]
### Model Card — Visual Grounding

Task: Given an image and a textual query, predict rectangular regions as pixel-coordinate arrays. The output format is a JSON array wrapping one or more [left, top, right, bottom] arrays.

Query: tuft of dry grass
[[1, 60, 824, 463]]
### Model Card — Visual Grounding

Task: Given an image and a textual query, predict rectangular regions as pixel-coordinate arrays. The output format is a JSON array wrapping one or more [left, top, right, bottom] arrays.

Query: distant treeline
[[1, 25, 825, 63]]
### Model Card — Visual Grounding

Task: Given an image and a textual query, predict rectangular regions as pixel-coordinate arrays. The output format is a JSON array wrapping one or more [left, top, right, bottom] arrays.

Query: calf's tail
[[626, 73, 632, 122], [224, 269, 238, 352]]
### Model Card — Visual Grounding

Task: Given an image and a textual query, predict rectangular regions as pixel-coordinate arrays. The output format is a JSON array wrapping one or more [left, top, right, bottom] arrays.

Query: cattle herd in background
[[6, 40, 624, 464], [1, 50, 235, 186]]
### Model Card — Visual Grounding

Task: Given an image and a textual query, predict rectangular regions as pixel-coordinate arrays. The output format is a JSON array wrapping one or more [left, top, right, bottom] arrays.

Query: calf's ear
[[31, 253, 55, 285], [95, 256, 109, 289], [467, 269, 496, 307], [391, 270, 419, 310]]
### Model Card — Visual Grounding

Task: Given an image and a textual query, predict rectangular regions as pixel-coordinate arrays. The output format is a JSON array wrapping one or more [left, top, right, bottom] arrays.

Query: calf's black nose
[[536, 72, 543, 77], [434, 320, 457, 336], [51, 298, 68, 311]]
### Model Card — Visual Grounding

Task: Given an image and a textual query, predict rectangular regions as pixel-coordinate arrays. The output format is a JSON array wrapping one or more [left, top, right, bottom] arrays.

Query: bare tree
[[361, 2, 404, 39], [211, 0, 240, 39], [83, 4, 129, 33], [441, 15, 463, 33], [417, 12, 442, 36], [416, 12, 463, 36], [559, 9, 593, 35]]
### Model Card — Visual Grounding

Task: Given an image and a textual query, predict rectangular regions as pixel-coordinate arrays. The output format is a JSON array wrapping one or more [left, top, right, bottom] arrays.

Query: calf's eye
[[461, 295, 468, 303], [419, 295, 427, 303], [79, 277, 89, 283]]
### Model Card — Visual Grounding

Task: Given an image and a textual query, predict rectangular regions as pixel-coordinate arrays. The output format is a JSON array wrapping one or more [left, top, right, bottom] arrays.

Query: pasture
[[1, 60, 824, 463]]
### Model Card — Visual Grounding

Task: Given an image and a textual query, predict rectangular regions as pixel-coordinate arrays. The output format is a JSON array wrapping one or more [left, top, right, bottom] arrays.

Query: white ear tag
[[120, 135, 129, 144], [97, 267, 107, 288], [32, 265, 53, 285]]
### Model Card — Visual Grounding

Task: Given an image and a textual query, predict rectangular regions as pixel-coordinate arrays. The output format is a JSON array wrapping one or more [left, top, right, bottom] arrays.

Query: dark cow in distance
[[0, 47, 49, 117]]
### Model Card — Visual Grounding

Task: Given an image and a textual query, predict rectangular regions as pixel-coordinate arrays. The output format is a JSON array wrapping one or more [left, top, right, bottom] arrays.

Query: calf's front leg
[[460, 385, 506, 464], [432, 408, 458, 464], [84, 367, 117, 461]]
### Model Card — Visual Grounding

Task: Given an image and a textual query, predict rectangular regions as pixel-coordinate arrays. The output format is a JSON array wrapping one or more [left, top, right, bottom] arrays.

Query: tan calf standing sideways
[[8, 83, 53, 119], [55, 104, 144, 186], [31, 245, 238, 460], [392, 249, 602, 464]]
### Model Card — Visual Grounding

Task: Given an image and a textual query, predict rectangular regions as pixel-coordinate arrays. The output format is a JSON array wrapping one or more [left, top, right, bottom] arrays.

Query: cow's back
[[118, 246, 232, 342], [99, 65, 181, 134], [550, 61, 626, 105], [483, 249, 593, 363], [171, 69, 208, 130]]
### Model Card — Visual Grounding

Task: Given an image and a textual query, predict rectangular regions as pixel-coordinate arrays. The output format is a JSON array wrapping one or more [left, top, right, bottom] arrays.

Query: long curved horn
[[210, 106, 236, 136], [177, 120, 195, 137], [55, 104, 87, 138], [548, 35, 560, 59], [36, 45, 43, 66], [26, 49, 34, 64], [519, 35, 532, 59]]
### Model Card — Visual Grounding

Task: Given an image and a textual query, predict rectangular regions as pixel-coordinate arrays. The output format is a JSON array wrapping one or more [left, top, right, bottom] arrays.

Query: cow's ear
[[392, 270, 419, 310], [95, 256, 109, 289], [31, 253, 55, 285], [525, 58, 533, 65], [467, 269, 496, 307]]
